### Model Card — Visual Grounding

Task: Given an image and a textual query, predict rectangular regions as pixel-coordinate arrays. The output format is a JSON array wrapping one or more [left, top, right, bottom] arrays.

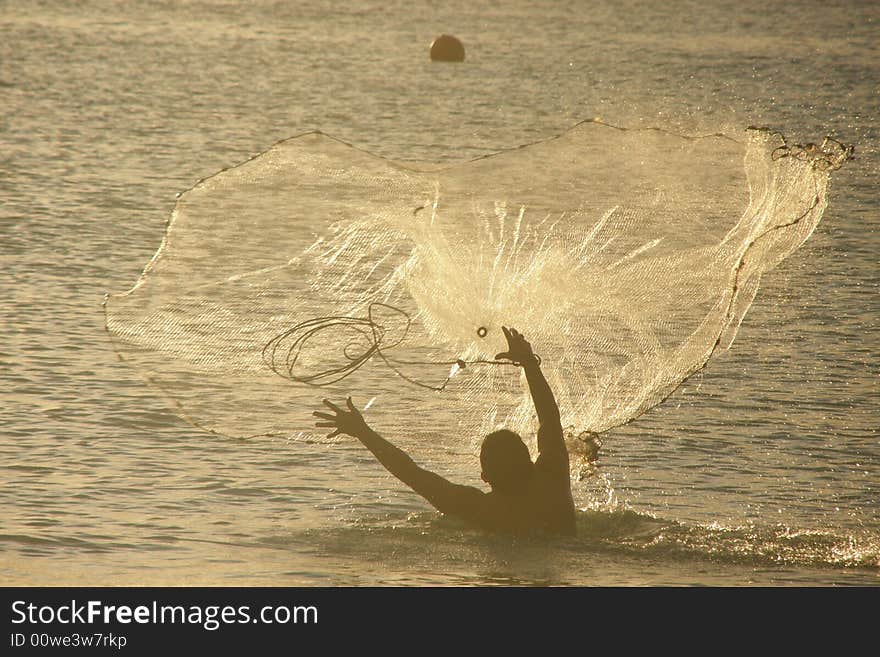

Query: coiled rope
[[262, 302, 532, 391]]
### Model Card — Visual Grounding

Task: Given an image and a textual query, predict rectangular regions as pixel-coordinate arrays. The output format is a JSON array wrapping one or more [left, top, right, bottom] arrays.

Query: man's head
[[480, 429, 534, 494]]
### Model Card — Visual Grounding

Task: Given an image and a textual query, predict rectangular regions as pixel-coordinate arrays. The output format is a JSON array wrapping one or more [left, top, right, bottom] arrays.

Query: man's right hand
[[495, 326, 537, 366], [313, 397, 369, 438]]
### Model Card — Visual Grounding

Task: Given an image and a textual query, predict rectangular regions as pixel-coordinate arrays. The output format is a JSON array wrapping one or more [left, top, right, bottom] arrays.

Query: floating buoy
[[430, 34, 465, 62]]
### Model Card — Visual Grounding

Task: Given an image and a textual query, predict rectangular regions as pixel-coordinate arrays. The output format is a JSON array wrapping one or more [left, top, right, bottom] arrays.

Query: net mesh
[[105, 120, 850, 458]]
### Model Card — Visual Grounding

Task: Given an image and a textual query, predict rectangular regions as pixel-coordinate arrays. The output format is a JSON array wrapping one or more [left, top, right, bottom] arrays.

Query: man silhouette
[[313, 326, 575, 535]]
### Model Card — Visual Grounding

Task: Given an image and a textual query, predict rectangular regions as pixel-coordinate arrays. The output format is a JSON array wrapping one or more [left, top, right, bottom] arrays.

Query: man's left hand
[[313, 397, 369, 438]]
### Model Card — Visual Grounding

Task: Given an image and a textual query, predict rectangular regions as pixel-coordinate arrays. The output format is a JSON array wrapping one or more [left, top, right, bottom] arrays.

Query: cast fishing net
[[104, 120, 850, 461]]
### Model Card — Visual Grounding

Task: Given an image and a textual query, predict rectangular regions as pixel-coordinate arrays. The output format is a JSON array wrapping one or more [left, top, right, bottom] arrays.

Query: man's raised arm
[[495, 327, 567, 469], [313, 398, 485, 519]]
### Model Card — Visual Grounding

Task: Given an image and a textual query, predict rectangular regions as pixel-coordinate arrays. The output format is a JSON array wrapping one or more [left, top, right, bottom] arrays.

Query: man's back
[[473, 467, 576, 535]]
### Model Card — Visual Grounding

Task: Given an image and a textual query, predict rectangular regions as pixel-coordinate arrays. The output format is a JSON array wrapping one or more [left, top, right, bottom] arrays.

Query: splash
[[104, 120, 850, 458]]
